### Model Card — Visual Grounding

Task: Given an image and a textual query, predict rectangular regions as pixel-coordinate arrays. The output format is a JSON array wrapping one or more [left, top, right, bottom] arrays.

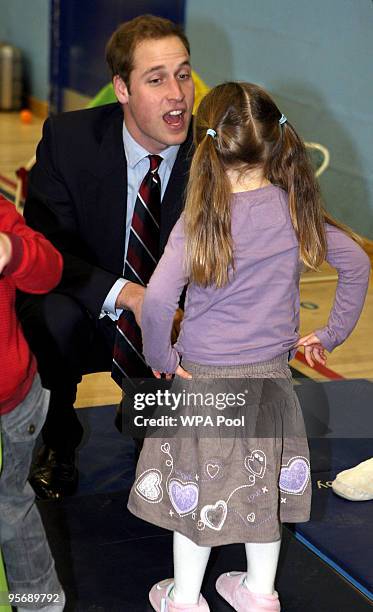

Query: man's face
[[114, 36, 194, 153]]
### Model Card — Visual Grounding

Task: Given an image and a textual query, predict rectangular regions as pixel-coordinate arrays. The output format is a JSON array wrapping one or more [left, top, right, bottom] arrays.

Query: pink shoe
[[216, 572, 281, 611], [149, 578, 210, 611]]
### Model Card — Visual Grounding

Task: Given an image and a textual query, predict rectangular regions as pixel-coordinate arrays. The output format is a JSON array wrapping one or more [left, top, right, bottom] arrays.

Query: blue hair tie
[[279, 114, 287, 126], [206, 128, 217, 138]]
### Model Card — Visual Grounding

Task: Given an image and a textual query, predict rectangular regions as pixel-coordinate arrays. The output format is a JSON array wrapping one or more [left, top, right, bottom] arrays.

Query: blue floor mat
[[295, 446, 373, 601], [66, 379, 373, 604], [293, 380, 373, 600], [75, 405, 136, 495], [39, 485, 372, 611]]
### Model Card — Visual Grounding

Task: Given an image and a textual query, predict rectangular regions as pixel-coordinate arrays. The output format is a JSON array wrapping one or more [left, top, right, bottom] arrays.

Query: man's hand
[[116, 281, 145, 326], [0, 232, 12, 274], [171, 308, 184, 344], [295, 332, 327, 368]]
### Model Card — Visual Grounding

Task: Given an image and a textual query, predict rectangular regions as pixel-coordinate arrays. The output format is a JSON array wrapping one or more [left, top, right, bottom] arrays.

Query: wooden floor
[[1, 111, 371, 408]]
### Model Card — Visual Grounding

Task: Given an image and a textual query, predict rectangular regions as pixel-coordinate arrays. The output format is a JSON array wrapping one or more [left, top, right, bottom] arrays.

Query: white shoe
[[332, 457, 373, 501]]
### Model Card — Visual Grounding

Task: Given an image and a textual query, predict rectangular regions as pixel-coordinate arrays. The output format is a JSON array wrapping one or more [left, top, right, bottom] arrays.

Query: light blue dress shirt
[[102, 121, 180, 319]]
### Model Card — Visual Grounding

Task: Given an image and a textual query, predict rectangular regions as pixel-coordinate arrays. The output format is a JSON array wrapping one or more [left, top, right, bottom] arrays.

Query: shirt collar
[[122, 120, 180, 171]]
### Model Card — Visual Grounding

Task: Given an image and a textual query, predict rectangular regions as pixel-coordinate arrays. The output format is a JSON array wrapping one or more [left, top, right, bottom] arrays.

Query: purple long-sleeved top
[[141, 185, 371, 373]]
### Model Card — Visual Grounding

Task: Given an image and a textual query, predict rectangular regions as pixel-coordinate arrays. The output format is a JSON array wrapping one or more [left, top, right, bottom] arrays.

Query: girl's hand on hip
[[295, 332, 327, 368], [175, 365, 192, 379], [152, 365, 192, 380]]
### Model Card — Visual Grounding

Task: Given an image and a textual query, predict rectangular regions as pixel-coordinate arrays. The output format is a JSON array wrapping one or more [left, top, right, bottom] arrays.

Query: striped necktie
[[112, 154, 162, 386]]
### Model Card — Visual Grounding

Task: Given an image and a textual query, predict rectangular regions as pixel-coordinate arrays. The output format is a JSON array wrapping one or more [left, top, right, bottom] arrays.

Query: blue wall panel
[[185, 0, 373, 238], [50, 0, 186, 113], [0, 0, 49, 101]]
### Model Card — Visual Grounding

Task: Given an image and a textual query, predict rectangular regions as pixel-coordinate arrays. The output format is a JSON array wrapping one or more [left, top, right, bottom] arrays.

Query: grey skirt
[[127, 354, 311, 546]]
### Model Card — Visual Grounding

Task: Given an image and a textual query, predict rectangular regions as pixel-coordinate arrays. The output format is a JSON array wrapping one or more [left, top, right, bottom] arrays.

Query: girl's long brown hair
[[184, 82, 360, 287]]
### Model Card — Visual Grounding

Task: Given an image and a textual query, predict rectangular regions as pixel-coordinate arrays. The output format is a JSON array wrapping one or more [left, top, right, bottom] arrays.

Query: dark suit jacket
[[24, 102, 194, 319]]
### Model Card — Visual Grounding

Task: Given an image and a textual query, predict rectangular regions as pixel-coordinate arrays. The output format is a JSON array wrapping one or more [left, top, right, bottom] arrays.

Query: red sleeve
[[1, 196, 63, 293]]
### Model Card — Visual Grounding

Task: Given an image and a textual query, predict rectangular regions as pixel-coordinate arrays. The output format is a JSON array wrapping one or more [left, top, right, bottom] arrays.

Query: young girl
[[127, 82, 370, 611]]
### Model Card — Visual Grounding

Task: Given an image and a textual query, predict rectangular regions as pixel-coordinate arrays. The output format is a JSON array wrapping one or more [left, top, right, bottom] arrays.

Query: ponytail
[[266, 121, 361, 269], [184, 132, 233, 287], [184, 81, 361, 281]]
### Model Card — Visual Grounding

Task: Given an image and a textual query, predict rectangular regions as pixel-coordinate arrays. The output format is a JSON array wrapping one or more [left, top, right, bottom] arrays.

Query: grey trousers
[[0, 375, 62, 607]]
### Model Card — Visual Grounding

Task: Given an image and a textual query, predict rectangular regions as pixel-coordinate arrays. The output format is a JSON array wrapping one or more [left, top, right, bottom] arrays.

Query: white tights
[[172, 531, 281, 604], [173, 531, 211, 604], [245, 540, 282, 595]]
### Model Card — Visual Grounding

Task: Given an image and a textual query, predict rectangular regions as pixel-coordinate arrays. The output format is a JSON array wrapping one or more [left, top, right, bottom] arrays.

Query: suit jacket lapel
[[91, 104, 128, 275], [88, 108, 193, 271], [94, 104, 127, 179]]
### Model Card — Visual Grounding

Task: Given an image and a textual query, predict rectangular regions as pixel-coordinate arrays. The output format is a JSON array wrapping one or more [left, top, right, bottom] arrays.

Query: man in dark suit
[[17, 15, 195, 500]]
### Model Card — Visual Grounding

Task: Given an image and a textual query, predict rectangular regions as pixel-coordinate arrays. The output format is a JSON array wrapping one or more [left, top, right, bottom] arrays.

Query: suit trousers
[[16, 293, 116, 454]]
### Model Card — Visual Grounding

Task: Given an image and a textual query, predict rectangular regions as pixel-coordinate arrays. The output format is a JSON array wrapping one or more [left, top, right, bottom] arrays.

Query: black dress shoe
[[29, 446, 78, 500], [114, 400, 123, 433]]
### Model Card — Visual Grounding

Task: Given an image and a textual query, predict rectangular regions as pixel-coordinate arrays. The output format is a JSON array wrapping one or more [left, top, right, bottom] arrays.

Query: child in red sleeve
[[0, 196, 65, 611]]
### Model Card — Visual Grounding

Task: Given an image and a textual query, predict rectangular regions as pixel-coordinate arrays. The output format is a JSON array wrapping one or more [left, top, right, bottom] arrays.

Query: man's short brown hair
[[106, 14, 190, 89]]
